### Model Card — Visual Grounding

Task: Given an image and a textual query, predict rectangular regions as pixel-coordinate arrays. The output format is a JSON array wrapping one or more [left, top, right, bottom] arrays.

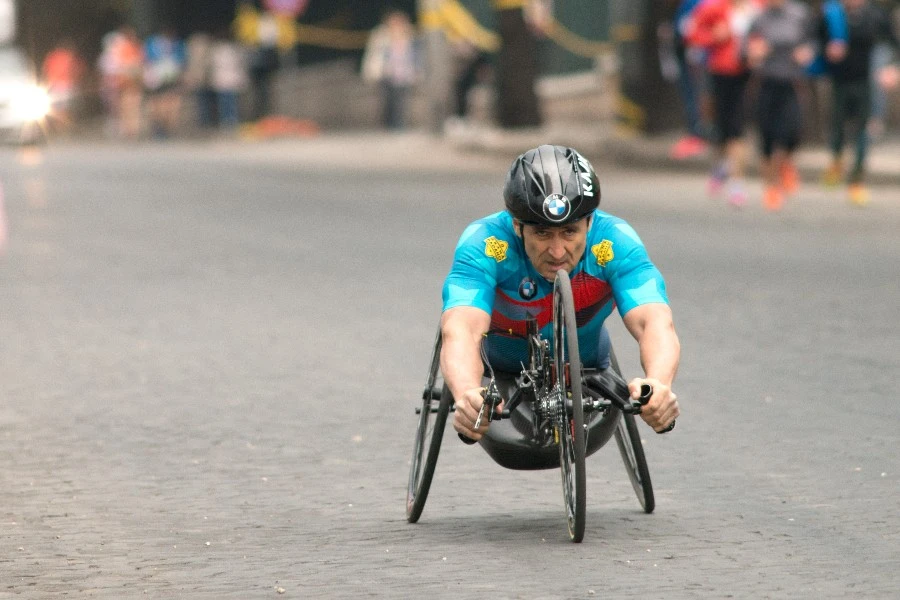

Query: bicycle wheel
[[553, 270, 586, 543], [610, 347, 655, 513], [407, 330, 452, 523]]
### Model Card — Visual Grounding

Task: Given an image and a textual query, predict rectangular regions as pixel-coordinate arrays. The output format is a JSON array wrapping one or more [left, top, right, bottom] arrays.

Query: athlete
[[441, 145, 681, 443]]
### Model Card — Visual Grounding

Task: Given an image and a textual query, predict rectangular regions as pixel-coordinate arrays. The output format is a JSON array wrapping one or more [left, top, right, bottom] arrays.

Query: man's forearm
[[440, 328, 485, 401], [638, 319, 681, 386]]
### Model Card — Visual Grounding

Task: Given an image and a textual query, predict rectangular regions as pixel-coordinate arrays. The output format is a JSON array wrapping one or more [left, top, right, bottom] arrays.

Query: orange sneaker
[[780, 161, 800, 196], [847, 183, 869, 206], [763, 186, 784, 211]]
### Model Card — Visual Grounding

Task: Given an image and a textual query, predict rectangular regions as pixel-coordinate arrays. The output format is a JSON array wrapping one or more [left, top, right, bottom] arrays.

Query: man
[[819, 0, 900, 205], [441, 145, 680, 443]]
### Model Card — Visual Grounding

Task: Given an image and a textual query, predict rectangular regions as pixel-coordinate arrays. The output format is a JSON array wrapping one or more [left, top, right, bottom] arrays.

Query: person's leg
[[707, 74, 730, 195], [217, 91, 239, 130], [757, 79, 783, 211], [721, 73, 751, 206], [847, 80, 872, 205], [778, 83, 804, 197], [825, 80, 848, 186], [848, 80, 872, 183]]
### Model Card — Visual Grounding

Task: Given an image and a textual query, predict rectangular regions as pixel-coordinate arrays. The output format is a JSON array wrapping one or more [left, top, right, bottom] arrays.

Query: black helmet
[[503, 145, 600, 226]]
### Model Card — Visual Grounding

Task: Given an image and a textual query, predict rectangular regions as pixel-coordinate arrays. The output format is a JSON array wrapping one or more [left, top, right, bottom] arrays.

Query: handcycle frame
[[406, 270, 655, 543]]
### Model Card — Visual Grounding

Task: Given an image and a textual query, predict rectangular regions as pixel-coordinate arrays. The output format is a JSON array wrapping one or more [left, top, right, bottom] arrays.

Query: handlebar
[[457, 385, 506, 445]]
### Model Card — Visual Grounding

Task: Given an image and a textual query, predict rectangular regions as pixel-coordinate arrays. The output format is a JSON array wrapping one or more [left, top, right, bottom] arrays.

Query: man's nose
[[547, 239, 566, 259]]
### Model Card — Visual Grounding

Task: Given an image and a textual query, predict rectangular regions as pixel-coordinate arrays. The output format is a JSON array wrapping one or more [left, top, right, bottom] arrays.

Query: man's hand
[[826, 40, 847, 63], [453, 387, 503, 442], [746, 36, 769, 68], [629, 378, 679, 433], [793, 44, 814, 68], [877, 65, 900, 90]]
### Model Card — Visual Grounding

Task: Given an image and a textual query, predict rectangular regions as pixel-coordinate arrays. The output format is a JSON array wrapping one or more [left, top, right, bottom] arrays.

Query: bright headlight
[[10, 84, 52, 122]]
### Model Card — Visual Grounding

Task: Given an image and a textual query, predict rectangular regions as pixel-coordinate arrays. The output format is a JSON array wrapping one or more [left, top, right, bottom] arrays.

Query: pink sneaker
[[727, 184, 746, 208], [670, 135, 708, 160], [707, 164, 729, 196]]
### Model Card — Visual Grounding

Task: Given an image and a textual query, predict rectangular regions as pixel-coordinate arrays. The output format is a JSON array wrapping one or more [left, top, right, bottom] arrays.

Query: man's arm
[[440, 305, 494, 441], [622, 302, 681, 432]]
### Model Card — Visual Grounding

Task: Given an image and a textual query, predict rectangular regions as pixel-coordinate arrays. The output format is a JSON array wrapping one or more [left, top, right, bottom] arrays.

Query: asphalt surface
[[0, 134, 898, 598]]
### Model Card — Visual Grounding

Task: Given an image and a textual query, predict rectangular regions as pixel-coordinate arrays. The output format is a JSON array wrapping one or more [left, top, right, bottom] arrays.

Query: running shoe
[[822, 160, 843, 188], [780, 161, 800, 196], [763, 186, 784, 212], [726, 181, 746, 208], [670, 135, 708, 160], [707, 163, 729, 196], [848, 183, 869, 206]]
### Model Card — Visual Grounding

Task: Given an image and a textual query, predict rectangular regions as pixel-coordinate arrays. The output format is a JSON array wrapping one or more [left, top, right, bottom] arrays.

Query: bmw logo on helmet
[[542, 193, 570, 223]]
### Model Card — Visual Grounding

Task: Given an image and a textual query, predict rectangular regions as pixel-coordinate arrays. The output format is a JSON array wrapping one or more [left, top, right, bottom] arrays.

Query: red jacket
[[687, 0, 762, 76]]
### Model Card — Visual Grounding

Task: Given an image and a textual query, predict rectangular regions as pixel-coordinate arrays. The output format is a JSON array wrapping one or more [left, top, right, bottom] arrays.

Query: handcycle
[[406, 269, 656, 543]]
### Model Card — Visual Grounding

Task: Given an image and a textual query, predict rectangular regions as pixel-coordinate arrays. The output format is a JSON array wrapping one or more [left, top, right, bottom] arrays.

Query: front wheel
[[407, 331, 452, 523], [553, 270, 586, 543], [610, 347, 655, 513]]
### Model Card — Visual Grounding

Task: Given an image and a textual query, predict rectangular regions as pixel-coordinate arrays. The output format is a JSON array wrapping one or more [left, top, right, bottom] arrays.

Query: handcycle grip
[[582, 371, 653, 414], [457, 395, 507, 445]]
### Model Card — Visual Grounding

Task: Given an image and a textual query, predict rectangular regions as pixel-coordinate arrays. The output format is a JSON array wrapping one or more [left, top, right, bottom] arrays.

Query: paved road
[[0, 136, 898, 598]]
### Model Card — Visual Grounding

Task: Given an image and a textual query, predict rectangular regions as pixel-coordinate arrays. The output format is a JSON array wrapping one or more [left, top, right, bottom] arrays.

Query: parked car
[[0, 45, 51, 144]]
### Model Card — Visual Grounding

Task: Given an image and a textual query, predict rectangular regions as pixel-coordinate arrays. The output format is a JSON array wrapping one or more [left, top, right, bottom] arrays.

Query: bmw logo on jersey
[[518, 277, 537, 299], [542, 193, 570, 222]]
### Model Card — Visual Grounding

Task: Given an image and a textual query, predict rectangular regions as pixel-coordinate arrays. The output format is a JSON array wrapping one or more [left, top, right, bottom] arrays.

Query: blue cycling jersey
[[442, 210, 669, 373]]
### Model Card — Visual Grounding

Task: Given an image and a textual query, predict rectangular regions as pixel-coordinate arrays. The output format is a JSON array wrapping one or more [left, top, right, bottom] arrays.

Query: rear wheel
[[610, 347, 655, 513], [553, 270, 586, 543], [406, 331, 452, 523]]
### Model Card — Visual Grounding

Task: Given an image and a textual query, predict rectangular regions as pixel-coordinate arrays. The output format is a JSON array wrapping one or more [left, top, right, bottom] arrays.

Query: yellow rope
[[544, 17, 613, 59], [234, 2, 613, 59]]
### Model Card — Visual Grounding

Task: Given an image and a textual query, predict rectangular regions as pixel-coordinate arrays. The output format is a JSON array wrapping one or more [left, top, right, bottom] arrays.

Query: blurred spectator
[[234, 2, 283, 121], [42, 38, 85, 131], [144, 27, 187, 139], [820, 0, 900, 205], [98, 25, 144, 139], [211, 29, 248, 132], [452, 42, 492, 122], [687, 0, 762, 207], [184, 31, 216, 130], [362, 8, 421, 130], [746, 0, 817, 211], [868, 0, 900, 138], [667, 0, 711, 159]]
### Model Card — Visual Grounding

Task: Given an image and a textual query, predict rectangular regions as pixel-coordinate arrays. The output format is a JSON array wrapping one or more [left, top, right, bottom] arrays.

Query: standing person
[[746, 0, 817, 211], [441, 145, 680, 443], [143, 27, 187, 139], [42, 39, 85, 131], [210, 29, 248, 133], [668, 0, 711, 159], [234, 2, 281, 122], [362, 8, 420, 130], [184, 31, 216, 130], [98, 26, 144, 139], [687, 0, 763, 207], [820, 0, 900, 205]]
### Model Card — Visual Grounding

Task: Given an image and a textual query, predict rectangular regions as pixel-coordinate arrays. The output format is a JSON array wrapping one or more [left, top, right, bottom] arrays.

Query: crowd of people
[[37, 3, 297, 141], [669, 0, 900, 208]]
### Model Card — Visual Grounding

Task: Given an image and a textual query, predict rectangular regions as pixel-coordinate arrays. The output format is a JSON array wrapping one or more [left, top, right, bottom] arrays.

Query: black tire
[[610, 347, 655, 513], [406, 331, 451, 523], [553, 270, 586, 543]]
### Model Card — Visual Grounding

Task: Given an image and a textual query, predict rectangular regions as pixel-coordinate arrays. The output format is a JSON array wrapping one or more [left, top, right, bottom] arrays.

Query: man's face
[[515, 217, 591, 281]]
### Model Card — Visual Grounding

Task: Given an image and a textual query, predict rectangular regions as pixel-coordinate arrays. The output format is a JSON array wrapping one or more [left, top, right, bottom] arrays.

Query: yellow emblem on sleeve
[[592, 240, 614, 266], [484, 236, 508, 262]]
